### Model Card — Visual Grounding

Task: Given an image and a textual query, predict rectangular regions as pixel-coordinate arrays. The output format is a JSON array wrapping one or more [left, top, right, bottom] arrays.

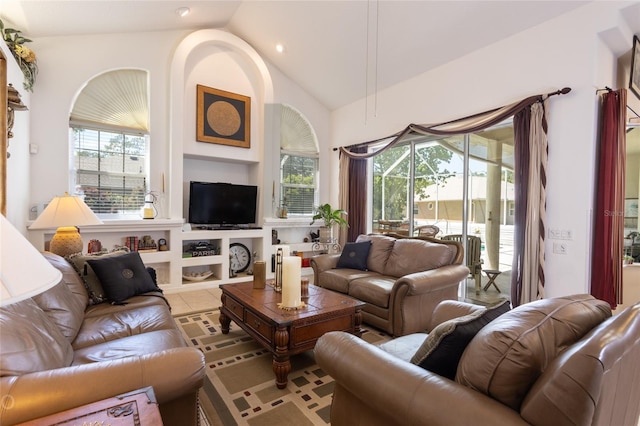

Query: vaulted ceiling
[[0, 1, 602, 111]]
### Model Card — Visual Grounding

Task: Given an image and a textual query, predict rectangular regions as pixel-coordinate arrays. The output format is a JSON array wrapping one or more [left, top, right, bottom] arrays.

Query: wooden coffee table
[[219, 281, 364, 388]]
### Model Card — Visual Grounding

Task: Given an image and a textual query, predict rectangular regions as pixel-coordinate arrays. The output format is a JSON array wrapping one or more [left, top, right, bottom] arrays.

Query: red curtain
[[591, 89, 626, 308]]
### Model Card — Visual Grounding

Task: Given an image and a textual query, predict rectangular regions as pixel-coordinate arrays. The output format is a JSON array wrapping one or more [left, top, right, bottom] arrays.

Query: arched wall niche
[[169, 29, 274, 221]]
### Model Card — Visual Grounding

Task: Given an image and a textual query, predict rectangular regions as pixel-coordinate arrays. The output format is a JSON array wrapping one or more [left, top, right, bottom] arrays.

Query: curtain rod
[[333, 87, 571, 151]]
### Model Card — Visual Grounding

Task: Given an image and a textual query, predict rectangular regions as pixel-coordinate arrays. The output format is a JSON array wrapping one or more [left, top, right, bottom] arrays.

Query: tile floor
[[165, 273, 510, 317], [165, 287, 222, 316]]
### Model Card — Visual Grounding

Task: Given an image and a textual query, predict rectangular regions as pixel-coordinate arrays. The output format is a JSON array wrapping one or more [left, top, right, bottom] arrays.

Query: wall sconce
[[7, 84, 28, 155]]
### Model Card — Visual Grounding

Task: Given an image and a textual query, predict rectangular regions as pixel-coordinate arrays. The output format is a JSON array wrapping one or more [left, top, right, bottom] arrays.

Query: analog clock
[[229, 243, 251, 273]]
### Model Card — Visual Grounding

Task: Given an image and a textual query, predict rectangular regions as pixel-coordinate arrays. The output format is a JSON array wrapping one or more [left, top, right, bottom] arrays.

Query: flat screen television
[[188, 181, 258, 227]]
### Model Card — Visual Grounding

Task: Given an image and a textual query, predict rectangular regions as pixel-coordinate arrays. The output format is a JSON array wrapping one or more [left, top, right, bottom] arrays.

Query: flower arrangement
[[0, 19, 38, 92]]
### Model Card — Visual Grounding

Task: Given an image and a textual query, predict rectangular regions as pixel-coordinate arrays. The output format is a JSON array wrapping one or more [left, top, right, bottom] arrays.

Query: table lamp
[[1, 214, 62, 306], [30, 193, 103, 257]]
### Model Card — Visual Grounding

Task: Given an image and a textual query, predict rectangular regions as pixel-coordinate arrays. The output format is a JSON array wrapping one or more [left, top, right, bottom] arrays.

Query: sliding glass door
[[371, 121, 515, 299]]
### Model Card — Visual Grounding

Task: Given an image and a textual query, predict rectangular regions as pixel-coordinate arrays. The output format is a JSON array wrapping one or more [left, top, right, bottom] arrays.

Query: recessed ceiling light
[[176, 7, 190, 17], [275, 44, 285, 53]]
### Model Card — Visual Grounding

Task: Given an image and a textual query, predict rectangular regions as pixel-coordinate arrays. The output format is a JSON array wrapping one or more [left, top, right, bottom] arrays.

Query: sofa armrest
[[0, 347, 205, 425], [310, 253, 341, 284], [315, 332, 528, 426]]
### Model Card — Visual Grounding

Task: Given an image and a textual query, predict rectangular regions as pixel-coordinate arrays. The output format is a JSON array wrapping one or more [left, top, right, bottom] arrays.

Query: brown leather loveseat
[[0, 253, 206, 426], [311, 233, 469, 336], [316, 294, 640, 426]]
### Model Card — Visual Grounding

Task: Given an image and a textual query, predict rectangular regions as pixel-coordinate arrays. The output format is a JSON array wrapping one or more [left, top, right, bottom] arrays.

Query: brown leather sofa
[[0, 253, 206, 426], [316, 294, 640, 426], [310, 233, 469, 336]]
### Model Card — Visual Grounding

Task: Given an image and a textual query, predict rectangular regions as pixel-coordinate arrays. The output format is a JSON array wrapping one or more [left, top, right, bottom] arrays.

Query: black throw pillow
[[336, 241, 372, 271], [87, 252, 159, 304], [410, 299, 511, 380]]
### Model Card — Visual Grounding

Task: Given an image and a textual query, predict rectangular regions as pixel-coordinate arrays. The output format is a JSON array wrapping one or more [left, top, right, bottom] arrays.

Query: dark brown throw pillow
[[87, 252, 159, 304], [67, 248, 129, 304], [410, 299, 510, 380], [336, 241, 372, 271]]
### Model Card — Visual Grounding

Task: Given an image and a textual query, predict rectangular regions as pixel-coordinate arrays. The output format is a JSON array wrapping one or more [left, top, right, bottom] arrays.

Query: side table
[[16, 386, 162, 425], [482, 269, 502, 292]]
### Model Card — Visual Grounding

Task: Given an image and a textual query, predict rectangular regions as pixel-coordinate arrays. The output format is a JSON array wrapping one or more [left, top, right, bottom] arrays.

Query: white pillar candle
[[274, 245, 290, 257], [281, 256, 301, 307]]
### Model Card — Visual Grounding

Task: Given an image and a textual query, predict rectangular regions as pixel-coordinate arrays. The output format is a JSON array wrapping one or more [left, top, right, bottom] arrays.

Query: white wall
[[22, 27, 330, 226], [330, 2, 632, 297]]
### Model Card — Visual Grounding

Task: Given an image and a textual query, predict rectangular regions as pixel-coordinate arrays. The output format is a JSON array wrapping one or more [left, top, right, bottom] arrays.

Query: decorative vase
[[319, 226, 333, 244]]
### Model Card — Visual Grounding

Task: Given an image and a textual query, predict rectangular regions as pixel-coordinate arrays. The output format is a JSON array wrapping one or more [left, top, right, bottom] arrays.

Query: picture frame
[[630, 35, 640, 100], [196, 85, 250, 148]]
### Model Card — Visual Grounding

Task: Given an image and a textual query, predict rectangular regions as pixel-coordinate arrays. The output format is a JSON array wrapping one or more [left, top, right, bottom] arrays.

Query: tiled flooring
[[165, 288, 222, 316], [165, 273, 510, 317]]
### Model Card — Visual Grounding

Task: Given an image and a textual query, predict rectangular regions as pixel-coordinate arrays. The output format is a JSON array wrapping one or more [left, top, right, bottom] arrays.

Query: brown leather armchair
[[316, 295, 640, 426]]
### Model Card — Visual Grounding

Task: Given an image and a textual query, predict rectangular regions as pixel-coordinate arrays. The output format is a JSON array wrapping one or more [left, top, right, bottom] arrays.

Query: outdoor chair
[[441, 234, 483, 293]]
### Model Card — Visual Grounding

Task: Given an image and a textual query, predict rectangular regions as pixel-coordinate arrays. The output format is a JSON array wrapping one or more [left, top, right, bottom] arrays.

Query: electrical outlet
[[553, 242, 567, 254], [561, 230, 573, 240]]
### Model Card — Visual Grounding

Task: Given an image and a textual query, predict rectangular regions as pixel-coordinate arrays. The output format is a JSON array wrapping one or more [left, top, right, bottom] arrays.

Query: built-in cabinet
[[265, 218, 330, 278], [28, 219, 184, 288], [180, 228, 266, 289], [28, 222, 271, 293]]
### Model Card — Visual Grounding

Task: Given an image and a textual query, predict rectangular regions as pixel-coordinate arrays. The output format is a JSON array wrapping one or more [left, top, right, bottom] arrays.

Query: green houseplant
[[310, 203, 348, 244]]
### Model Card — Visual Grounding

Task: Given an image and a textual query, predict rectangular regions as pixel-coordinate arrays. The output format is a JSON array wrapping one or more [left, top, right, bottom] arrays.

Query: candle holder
[[301, 278, 309, 300], [274, 248, 283, 292], [253, 261, 266, 289]]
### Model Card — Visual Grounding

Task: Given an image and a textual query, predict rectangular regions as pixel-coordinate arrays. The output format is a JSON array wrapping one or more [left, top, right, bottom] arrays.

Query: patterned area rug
[[174, 309, 391, 426]]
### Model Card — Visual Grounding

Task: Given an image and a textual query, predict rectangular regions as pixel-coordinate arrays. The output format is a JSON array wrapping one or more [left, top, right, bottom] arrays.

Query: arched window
[[69, 69, 150, 216], [279, 104, 319, 215]]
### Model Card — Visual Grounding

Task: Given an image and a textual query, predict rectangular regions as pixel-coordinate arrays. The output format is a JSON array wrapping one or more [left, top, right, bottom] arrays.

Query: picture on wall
[[196, 85, 250, 148], [630, 35, 640, 100]]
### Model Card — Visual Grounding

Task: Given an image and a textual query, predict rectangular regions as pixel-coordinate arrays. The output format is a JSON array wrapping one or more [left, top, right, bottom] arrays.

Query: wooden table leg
[[219, 310, 231, 334], [273, 326, 291, 389], [354, 308, 363, 337]]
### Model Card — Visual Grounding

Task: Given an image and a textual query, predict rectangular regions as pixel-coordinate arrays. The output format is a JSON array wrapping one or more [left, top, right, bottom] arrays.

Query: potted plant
[[310, 203, 348, 243], [623, 255, 634, 265]]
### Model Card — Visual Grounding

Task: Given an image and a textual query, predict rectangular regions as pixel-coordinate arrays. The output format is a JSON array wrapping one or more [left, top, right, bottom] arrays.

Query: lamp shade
[[29, 193, 103, 257], [1, 214, 62, 306], [30, 193, 103, 229]]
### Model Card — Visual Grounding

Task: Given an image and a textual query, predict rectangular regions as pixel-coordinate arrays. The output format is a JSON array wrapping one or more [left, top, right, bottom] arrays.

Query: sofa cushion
[[72, 329, 187, 365], [73, 302, 177, 349], [349, 276, 395, 308], [87, 252, 159, 304], [0, 298, 74, 376], [318, 269, 377, 294], [337, 241, 372, 270], [356, 234, 395, 274], [456, 294, 612, 411], [410, 299, 510, 379], [33, 281, 86, 343], [377, 333, 427, 362], [384, 238, 456, 277], [67, 248, 130, 305]]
